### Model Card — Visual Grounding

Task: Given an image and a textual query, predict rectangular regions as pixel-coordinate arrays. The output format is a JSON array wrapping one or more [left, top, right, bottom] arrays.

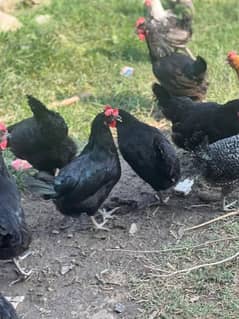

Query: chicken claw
[[155, 192, 170, 204], [98, 207, 120, 220], [222, 197, 238, 212], [90, 207, 120, 231], [10, 257, 33, 285], [90, 216, 110, 231]]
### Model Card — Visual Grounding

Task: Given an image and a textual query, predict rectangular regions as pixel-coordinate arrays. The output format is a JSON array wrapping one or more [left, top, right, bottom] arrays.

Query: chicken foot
[[222, 197, 238, 212], [221, 186, 238, 211], [155, 192, 170, 204], [10, 254, 33, 285], [91, 207, 120, 231]]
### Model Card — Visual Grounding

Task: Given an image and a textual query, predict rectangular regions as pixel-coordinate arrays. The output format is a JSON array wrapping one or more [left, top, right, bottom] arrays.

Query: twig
[[49, 96, 80, 108], [184, 210, 239, 231], [145, 251, 239, 278], [105, 236, 239, 254]]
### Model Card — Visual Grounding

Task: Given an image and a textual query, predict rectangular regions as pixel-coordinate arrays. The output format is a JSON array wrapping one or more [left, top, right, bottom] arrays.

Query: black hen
[[195, 135, 239, 211], [0, 294, 19, 319], [0, 146, 31, 279], [153, 83, 239, 150], [7, 95, 77, 175], [151, 52, 208, 101], [25, 112, 121, 231], [104, 107, 180, 202], [136, 12, 208, 100]]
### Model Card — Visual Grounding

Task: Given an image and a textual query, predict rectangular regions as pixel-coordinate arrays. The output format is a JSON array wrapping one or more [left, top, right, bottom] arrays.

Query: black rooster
[[7, 95, 77, 175], [25, 112, 121, 231], [0, 128, 31, 281], [0, 294, 19, 319], [104, 106, 180, 203], [195, 135, 239, 211], [136, 16, 208, 101], [153, 83, 239, 151]]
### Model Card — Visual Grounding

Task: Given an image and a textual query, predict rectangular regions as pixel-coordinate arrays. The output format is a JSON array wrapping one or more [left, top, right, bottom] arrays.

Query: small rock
[[35, 14, 51, 25], [129, 222, 138, 235], [60, 264, 74, 275], [0, 11, 22, 32], [67, 233, 73, 238], [114, 303, 125, 314], [52, 230, 59, 235]]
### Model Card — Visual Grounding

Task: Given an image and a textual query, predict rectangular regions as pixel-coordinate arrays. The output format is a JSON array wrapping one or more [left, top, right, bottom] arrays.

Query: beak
[[116, 115, 122, 122]]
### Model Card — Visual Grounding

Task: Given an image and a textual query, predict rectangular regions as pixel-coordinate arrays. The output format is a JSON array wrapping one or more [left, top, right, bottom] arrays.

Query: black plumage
[[153, 83, 239, 150], [0, 294, 19, 319], [7, 95, 77, 175], [150, 52, 208, 101], [0, 151, 31, 277], [25, 113, 121, 230], [195, 134, 239, 211], [136, 8, 208, 101], [105, 108, 180, 201]]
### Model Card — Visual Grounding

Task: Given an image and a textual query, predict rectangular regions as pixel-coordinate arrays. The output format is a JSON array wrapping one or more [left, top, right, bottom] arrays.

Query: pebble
[[114, 303, 126, 314]]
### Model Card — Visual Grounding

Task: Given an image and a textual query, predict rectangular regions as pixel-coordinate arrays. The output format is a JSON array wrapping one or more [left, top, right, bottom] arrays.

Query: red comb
[[136, 17, 145, 28], [104, 105, 119, 118], [0, 122, 7, 150], [104, 105, 114, 117], [227, 51, 238, 59], [144, 0, 151, 6], [0, 122, 7, 132]]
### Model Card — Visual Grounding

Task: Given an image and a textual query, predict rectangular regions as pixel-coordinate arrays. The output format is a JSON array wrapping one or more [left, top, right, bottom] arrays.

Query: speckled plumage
[[196, 135, 239, 210], [196, 135, 239, 186]]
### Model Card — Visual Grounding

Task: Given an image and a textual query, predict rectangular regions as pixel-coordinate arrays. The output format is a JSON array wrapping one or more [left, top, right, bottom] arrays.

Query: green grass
[[1, 0, 238, 140], [1, 0, 239, 318]]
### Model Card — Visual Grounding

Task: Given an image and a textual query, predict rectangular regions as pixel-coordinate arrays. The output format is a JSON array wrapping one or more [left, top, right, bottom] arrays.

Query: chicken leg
[[221, 185, 237, 211], [10, 252, 33, 285], [155, 191, 170, 204], [90, 207, 120, 231]]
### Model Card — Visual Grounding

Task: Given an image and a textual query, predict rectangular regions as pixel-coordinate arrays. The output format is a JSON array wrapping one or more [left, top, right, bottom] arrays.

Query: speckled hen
[[195, 134, 239, 211]]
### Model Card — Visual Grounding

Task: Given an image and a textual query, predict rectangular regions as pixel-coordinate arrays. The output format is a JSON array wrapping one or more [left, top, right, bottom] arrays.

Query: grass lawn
[[1, 0, 239, 318]]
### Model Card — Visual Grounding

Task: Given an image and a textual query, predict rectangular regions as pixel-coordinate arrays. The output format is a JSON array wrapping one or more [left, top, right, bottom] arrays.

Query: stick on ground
[[145, 251, 239, 278], [184, 210, 239, 231]]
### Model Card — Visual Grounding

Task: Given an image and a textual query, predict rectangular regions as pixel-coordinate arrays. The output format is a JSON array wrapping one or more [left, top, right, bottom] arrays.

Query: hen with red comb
[[104, 107, 180, 203], [0, 129, 32, 281], [138, 0, 194, 57], [25, 112, 121, 231]]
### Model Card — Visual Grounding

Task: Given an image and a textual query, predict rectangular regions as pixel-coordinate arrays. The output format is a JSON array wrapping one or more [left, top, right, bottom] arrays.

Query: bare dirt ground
[[0, 121, 228, 319]]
